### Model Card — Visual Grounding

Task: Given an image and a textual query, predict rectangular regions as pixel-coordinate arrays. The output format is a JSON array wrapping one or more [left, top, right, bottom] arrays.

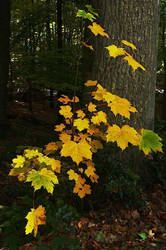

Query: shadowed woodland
[[0, 0, 166, 249]]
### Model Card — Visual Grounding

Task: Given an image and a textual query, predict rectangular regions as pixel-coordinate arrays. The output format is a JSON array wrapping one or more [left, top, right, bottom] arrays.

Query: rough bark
[[90, 0, 160, 130], [0, 0, 10, 138]]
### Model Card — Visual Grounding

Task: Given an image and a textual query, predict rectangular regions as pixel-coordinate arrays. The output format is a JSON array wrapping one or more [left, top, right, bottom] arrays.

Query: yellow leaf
[[59, 105, 73, 119], [93, 84, 107, 101], [121, 40, 136, 50], [103, 92, 115, 104], [79, 168, 84, 173], [91, 111, 107, 125], [108, 95, 137, 119], [88, 22, 109, 37], [85, 80, 98, 87], [105, 45, 126, 58], [123, 54, 146, 71], [50, 159, 61, 173], [88, 102, 97, 112], [25, 205, 46, 237], [24, 149, 43, 159], [74, 118, 89, 131], [76, 109, 86, 118], [80, 41, 94, 50], [107, 124, 140, 150], [58, 95, 71, 104], [12, 155, 25, 168], [67, 169, 78, 181], [148, 229, 155, 238], [59, 132, 71, 143], [61, 139, 92, 165], [54, 123, 65, 132]]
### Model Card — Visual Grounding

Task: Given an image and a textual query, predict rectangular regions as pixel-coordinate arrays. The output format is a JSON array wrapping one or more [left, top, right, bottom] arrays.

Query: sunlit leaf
[[61, 139, 92, 165], [59, 105, 73, 119], [107, 124, 140, 150], [123, 54, 146, 71], [88, 22, 109, 37], [25, 205, 46, 237], [105, 45, 126, 58], [121, 40, 136, 50], [74, 118, 89, 131]]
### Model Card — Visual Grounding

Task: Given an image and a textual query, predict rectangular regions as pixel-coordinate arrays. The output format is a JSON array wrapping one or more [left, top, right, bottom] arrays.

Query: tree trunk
[[90, 0, 159, 130], [0, 0, 10, 138]]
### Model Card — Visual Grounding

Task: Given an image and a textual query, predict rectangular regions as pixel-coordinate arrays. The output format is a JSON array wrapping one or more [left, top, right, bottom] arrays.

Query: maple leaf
[[61, 139, 92, 165], [85, 80, 98, 87], [54, 123, 65, 132], [37, 155, 61, 173], [25, 205, 46, 237], [71, 96, 79, 103], [78, 132, 90, 140], [91, 111, 107, 125], [76, 109, 86, 118], [107, 124, 140, 150], [103, 92, 115, 104], [77, 10, 96, 22], [80, 41, 94, 50], [59, 105, 73, 119], [24, 149, 43, 159], [123, 54, 146, 71], [85, 165, 96, 177], [67, 169, 78, 181], [87, 125, 100, 135], [88, 22, 109, 37], [88, 102, 97, 112], [93, 84, 107, 101], [74, 118, 89, 131], [26, 168, 59, 194], [139, 129, 162, 155], [108, 95, 137, 119], [58, 95, 71, 104], [45, 142, 59, 153], [105, 45, 126, 58], [121, 40, 136, 50], [90, 174, 99, 183], [59, 132, 71, 143], [73, 182, 91, 198], [12, 155, 25, 168]]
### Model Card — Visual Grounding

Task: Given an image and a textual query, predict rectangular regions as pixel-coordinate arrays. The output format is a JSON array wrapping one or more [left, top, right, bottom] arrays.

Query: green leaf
[[26, 168, 58, 194], [138, 232, 147, 241], [139, 129, 162, 155], [85, 5, 99, 16], [76, 10, 96, 22]]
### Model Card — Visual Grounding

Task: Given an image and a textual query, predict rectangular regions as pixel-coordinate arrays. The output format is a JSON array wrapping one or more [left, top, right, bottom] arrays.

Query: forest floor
[[0, 101, 166, 250]]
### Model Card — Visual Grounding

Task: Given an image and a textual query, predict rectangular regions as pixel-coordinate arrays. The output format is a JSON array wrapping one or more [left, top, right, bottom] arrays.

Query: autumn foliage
[[9, 7, 162, 237]]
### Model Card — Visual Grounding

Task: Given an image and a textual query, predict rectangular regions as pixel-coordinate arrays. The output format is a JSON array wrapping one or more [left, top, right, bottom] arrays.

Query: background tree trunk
[[0, 0, 10, 138], [90, 0, 160, 130]]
